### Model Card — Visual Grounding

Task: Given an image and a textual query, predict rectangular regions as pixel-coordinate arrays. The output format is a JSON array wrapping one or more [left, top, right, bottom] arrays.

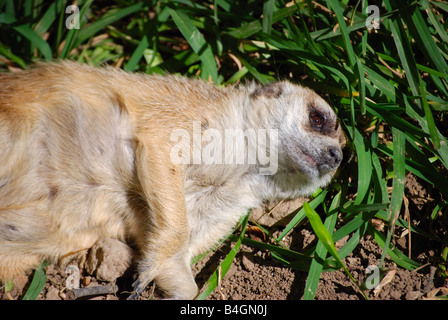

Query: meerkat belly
[[43, 100, 137, 248], [1, 98, 138, 256], [184, 168, 261, 257]]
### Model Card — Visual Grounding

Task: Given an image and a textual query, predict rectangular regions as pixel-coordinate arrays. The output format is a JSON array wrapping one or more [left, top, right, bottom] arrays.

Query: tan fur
[[0, 61, 345, 299]]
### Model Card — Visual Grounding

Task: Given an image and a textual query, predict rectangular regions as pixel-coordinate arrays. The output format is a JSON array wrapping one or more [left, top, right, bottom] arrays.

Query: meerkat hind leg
[[0, 201, 52, 282], [128, 136, 198, 299]]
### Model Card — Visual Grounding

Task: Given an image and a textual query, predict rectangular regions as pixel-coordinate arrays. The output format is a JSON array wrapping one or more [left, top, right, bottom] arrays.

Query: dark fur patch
[[0, 223, 20, 241], [251, 82, 283, 99], [48, 186, 58, 200], [0, 177, 8, 189], [306, 104, 339, 137]]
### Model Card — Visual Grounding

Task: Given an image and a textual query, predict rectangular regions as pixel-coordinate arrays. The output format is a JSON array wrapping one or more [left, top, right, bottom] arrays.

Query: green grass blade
[[375, 210, 441, 242], [196, 213, 249, 300], [224, 66, 249, 84], [59, 0, 93, 59], [362, 65, 397, 101], [389, 127, 406, 225], [75, 2, 144, 48], [13, 25, 52, 61], [277, 189, 328, 242], [353, 127, 372, 205], [125, 35, 149, 72], [34, 0, 65, 37], [232, 52, 274, 84], [168, 7, 218, 83], [420, 81, 440, 149], [334, 209, 384, 243], [365, 102, 428, 139], [227, 5, 297, 39], [355, 58, 366, 115], [303, 192, 340, 300], [326, 0, 365, 114], [406, 2, 448, 75], [238, 237, 311, 271], [376, 141, 448, 196], [341, 203, 389, 215], [368, 224, 420, 270], [0, 42, 26, 68], [383, 0, 421, 97], [379, 127, 405, 267], [332, 223, 366, 262], [431, 1, 448, 12], [303, 202, 343, 268], [326, 0, 356, 68], [22, 261, 49, 300], [262, 0, 275, 34], [405, 100, 448, 170], [372, 152, 389, 204], [304, 202, 368, 299]]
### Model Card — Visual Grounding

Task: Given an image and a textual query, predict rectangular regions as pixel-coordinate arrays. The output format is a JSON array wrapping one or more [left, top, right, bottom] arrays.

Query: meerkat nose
[[326, 146, 342, 168]]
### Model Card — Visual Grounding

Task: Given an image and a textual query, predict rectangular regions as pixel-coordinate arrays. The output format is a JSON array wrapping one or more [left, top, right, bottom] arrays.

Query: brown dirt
[[0, 225, 437, 301], [192, 229, 430, 301], [0, 174, 445, 301], [0, 228, 434, 301]]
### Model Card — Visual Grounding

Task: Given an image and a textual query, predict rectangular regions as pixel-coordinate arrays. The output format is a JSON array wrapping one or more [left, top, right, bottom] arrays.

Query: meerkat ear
[[250, 82, 283, 99]]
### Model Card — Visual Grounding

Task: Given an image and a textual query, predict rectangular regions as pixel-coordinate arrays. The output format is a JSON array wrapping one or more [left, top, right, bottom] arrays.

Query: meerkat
[[0, 61, 345, 299]]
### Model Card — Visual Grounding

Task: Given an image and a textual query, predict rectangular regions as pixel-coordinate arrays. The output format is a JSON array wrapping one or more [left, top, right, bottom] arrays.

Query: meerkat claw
[[127, 279, 145, 300], [127, 290, 140, 300]]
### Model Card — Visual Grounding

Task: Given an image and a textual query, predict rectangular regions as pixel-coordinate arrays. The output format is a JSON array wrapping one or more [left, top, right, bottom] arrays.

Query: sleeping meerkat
[[0, 61, 345, 299]]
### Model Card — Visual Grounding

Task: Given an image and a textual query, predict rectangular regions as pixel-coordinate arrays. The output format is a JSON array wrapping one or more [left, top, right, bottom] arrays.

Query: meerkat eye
[[310, 111, 325, 130]]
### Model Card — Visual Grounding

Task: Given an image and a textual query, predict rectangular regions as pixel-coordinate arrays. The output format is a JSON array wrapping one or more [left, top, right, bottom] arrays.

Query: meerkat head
[[248, 81, 346, 188]]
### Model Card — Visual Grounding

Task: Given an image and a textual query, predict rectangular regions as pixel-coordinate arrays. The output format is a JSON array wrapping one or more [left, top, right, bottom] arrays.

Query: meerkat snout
[[324, 146, 343, 168]]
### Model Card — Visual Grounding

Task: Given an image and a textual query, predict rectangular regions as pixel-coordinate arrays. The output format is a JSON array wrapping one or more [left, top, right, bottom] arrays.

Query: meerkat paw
[[127, 256, 198, 300], [127, 278, 147, 300], [155, 269, 198, 300]]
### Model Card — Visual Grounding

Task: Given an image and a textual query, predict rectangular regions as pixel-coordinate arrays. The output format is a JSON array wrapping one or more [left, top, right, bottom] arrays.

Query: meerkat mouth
[[290, 145, 339, 178], [288, 146, 320, 176], [300, 151, 317, 167]]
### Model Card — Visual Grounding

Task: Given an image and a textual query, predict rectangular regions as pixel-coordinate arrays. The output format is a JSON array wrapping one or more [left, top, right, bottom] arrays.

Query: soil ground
[[0, 218, 440, 301], [0, 228, 437, 301]]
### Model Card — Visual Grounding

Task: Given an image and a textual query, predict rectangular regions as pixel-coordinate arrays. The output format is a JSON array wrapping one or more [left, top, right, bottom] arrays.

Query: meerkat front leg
[[128, 135, 197, 300]]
